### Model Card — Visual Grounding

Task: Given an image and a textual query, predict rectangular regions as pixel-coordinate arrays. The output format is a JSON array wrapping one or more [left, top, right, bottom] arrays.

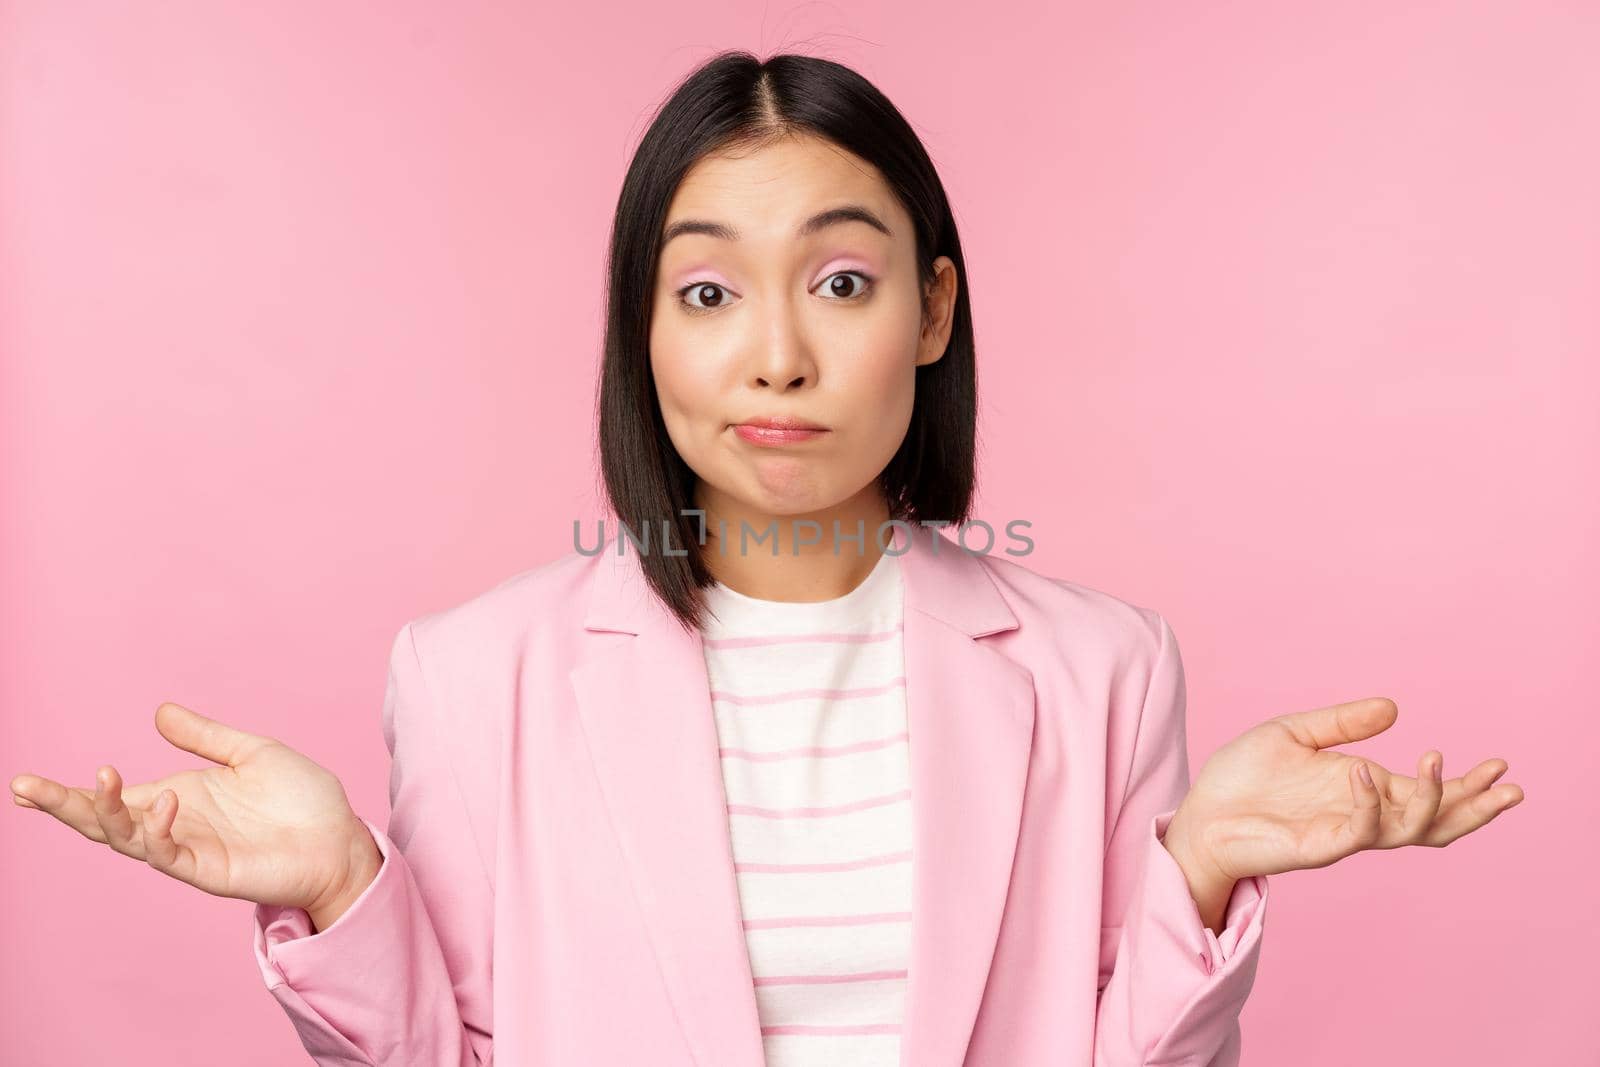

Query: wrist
[[305, 822, 383, 934], [1161, 805, 1237, 935], [1162, 802, 1231, 884]]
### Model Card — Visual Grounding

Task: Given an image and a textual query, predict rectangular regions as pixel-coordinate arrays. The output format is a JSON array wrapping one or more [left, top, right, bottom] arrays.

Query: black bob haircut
[[595, 49, 979, 633]]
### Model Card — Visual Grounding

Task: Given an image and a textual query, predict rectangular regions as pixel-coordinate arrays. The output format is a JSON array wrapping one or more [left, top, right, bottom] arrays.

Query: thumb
[[153, 702, 270, 768], [1273, 697, 1399, 751]]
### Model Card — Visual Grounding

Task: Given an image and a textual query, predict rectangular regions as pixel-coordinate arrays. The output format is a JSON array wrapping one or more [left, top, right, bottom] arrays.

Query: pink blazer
[[252, 523, 1268, 1066]]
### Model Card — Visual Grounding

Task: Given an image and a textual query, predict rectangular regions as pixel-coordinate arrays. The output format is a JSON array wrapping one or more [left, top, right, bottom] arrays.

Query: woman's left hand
[[1163, 697, 1525, 886]]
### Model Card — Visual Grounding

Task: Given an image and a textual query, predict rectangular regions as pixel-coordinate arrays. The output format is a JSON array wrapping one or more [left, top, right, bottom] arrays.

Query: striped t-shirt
[[698, 548, 912, 1067]]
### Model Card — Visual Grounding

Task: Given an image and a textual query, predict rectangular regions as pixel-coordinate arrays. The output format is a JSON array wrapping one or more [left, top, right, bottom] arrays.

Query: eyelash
[[674, 270, 877, 316]]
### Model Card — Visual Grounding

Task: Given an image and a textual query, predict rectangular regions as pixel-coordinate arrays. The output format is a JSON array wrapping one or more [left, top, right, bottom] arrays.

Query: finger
[[1425, 781, 1526, 846], [142, 789, 195, 881], [15, 769, 154, 806], [1397, 750, 1445, 843], [1336, 759, 1384, 855], [154, 703, 271, 769], [1273, 698, 1399, 751], [11, 775, 42, 809], [1457, 758, 1508, 797], [1385, 758, 1507, 809], [93, 765, 143, 858], [13, 774, 110, 843], [11, 774, 40, 807]]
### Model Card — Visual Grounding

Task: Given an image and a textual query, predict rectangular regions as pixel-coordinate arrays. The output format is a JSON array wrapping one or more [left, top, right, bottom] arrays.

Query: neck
[[692, 485, 892, 603]]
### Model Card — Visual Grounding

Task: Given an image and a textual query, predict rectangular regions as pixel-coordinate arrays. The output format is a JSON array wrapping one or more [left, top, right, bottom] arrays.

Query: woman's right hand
[[9, 702, 382, 931]]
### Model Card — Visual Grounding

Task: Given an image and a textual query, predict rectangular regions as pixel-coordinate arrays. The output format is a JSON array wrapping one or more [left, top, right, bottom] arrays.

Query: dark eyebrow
[[661, 204, 892, 247]]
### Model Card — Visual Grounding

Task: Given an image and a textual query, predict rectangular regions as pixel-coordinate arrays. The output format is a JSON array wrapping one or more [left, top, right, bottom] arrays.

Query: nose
[[753, 367, 807, 390], [746, 303, 817, 392]]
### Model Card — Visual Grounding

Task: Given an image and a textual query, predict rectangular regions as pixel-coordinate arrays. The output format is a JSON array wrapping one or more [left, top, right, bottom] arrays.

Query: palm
[[10, 703, 369, 913], [116, 745, 360, 904], [1184, 698, 1524, 881]]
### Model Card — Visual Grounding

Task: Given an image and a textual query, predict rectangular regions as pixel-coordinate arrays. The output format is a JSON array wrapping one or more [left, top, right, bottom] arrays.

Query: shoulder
[[971, 547, 1174, 686], [396, 545, 602, 681]]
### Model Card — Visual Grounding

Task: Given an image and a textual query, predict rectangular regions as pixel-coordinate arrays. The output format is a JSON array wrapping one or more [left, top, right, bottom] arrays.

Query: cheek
[[649, 313, 700, 414], [649, 319, 732, 469], [836, 314, 920, 434], [652, 347, 722, 423]]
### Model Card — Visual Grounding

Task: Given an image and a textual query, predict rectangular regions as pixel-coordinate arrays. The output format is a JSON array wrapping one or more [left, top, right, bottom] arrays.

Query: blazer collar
[[571, 521, 1036, 1067]]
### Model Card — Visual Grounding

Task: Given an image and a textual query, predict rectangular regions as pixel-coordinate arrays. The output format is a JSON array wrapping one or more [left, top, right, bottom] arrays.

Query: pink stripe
[[703, 623, 902, 650], [711, 676, 906, 706], [753, 968, 908, 986], [761, 1023, 904, 1036], [726, 788, 911, 819], [719, 731, 910, 761], [743, 910, 912, 930], [735, 849, 912, 874]]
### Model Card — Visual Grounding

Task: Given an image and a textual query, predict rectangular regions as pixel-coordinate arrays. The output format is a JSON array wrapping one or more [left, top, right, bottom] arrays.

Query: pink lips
[[732, 416, 829, 446]]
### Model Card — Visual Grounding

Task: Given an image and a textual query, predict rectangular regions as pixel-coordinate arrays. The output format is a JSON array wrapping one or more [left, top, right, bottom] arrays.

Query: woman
[[9, 51, 1523, 1067]]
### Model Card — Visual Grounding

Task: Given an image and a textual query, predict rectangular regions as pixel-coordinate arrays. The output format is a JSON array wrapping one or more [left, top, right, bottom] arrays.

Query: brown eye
[[818, 271, 874, 301], [679, 282, 731, 311]]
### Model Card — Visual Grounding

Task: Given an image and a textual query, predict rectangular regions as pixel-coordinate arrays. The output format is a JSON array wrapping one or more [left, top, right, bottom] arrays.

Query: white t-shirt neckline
[[699, 549, 902, 635]]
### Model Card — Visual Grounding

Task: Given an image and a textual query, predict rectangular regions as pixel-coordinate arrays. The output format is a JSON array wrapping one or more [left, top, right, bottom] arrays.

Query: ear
[[916, 256, 959, 367]]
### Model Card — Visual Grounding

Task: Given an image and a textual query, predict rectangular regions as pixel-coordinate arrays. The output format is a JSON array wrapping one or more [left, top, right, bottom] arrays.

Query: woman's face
[[649, 133, 957, 541]]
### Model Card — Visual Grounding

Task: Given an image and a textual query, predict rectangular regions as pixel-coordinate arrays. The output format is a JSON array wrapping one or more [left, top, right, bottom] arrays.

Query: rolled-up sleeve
[[250, 623, 494, 1066], [1094, 612, 1269, 1067]]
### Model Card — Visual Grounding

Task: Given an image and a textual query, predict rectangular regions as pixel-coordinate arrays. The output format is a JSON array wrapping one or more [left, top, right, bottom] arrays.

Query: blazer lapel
[[570, 551, 768, 1067], [571, 523, 1036, 1067], [893, 526, 1037, 1067]]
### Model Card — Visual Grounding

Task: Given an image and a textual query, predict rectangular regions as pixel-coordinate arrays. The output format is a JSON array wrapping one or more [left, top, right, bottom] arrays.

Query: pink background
[[3, 3, 1595, 1063]]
